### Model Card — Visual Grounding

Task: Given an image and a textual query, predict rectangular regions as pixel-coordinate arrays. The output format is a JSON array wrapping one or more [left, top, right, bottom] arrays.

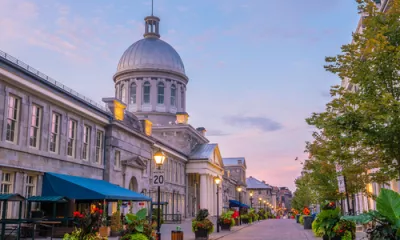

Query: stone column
[[200, 174, 207, 209]]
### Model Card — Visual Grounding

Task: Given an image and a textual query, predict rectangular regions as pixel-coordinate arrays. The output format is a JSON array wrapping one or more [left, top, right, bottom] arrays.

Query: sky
[[0, 0, 360, 191]]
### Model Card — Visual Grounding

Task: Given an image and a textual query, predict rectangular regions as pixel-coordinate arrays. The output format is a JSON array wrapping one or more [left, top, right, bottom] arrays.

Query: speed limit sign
[[152, 170, 165, 186]]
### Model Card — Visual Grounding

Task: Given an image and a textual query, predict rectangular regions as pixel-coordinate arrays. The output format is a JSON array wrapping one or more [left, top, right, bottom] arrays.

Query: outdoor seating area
[[0, 172, 151, 240]]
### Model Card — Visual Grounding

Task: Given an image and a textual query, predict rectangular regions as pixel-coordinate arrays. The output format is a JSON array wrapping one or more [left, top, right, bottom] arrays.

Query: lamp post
[[237, 186, 242, 225], [249, 192, 253, 208], [214, 177, 221, 233], [263, 200, 266, 211], [259, 197, 262, 210], [154, 150, 166, 240]]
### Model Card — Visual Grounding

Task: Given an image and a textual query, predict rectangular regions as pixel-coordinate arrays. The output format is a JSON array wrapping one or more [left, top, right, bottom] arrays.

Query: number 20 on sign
[[153, 171, 165, 186]]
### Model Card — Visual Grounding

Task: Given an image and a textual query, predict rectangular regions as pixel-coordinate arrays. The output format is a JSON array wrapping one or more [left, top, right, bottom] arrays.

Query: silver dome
[[117, 38, 185, 75]]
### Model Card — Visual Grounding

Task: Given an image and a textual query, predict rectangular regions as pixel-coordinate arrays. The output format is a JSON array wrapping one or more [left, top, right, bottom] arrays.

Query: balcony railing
[[0, 50, 110, 113]]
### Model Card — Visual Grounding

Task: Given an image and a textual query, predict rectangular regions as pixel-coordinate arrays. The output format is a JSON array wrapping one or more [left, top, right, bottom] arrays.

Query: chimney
[[102, 97, 126, 121], [176, 112, 189, 124], [196, 127, 206, 136], [262, 180, 266, 184]]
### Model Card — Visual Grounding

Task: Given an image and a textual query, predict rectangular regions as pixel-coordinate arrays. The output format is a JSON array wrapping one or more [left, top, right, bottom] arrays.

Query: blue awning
[[229, 199, 249, 208], [42, 172, 151, 201]]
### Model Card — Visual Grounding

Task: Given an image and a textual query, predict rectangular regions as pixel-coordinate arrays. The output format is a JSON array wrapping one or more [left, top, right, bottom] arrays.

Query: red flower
[[79, 214, 84, 218], [99, 209, 103, 214], [73, 211, 81, 217]]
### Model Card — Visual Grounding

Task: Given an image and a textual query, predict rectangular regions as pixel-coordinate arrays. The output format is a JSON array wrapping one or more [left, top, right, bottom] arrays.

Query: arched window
[[170, 84, 176, 106], [130, 83, 136, 104], [157, 82, 164, 104], [181, 87, 185, 109], [120, 85, 126, 103], [143, 81, 151, 104]]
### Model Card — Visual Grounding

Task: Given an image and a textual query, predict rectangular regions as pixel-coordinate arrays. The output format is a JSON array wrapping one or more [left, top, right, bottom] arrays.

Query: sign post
[[152, 170, 165, 186]]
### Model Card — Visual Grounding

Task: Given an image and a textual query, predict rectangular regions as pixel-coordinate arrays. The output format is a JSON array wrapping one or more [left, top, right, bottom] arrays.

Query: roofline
[[111, 121, 155, 144], [0, 50, 112, 117], [113, 67, 189, 82], [153, 124, 209, 143]]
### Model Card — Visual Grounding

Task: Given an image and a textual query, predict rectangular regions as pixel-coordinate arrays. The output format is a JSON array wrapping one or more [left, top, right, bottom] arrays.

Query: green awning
[[0, 194, 25, 201], [27, 196, 68, 203]]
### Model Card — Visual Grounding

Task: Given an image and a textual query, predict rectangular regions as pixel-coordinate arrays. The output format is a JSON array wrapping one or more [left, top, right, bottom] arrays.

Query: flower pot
[[303, 216, 313, 230], [99, 226, 109, 237], [242, 218, 249, 224], [171, 230, 183, 240], [110, 231, 120, 237], [195, 228, 209, 240], [220, 223, 231, 231]]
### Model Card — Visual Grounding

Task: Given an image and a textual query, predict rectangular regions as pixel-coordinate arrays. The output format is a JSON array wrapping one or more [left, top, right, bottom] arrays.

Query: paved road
[[219, 219, 316, 240]]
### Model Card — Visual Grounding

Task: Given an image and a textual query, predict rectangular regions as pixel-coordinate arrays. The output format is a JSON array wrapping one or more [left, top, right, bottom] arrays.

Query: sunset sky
[[0, 0, 360, 191]]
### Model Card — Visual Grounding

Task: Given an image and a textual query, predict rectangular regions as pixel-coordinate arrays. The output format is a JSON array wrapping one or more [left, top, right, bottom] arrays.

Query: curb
[[210, 221, 263, 240]]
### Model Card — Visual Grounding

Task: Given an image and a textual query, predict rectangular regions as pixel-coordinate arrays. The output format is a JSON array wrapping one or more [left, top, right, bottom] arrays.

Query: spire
[[144, 0, 160, 38]]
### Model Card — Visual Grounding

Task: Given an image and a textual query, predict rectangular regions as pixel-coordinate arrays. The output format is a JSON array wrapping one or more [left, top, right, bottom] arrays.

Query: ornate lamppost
[[249, 192, 253, 208], [214, 176, 221, 233], [237, 186, 242, 225], [154, 150, 166, 240], [258, 197, 262, 210], [263, 200, 266, 211]]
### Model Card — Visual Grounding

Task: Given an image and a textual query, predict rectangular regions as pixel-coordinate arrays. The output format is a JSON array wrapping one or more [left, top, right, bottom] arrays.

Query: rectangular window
[[95, 130, 103, 164], [67, 119, 77, 157], [82, 125, 91, 160], [0, 172, 13, 194], [115, 150, 121, 168], [175, 162, 178, 183], [49, 113, 60, 153], [6, 95, 20, 143], [29, 104, 42, 148], [25, 175, 36, 198]]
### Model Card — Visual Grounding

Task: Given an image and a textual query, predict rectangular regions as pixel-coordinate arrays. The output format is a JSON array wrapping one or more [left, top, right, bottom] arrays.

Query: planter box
[[171, 230, 183, 240], [110, 231, 120, 237], [195, 229, 209, 240], [303, 216, 313, 230], [220, 223, 231, 231], [242, 218, 249, 224]]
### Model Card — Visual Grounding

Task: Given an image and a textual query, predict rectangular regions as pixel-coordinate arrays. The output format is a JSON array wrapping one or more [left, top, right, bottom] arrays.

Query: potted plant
[[120, 208, 156, 240], [303, 207, 313, 229], [241, 214, 250, 224], [110, 211, 123, 236], [192, 209, 214, 240], [99, 205, 109, 237], [343, 189, 400, 240], [247, 209, 257, 223], [219, 211, 235, 231], [63, 207, 103, 240]]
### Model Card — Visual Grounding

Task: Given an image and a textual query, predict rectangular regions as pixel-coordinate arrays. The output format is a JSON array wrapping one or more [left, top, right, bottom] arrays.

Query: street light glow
[[153, 150, 166, 166]]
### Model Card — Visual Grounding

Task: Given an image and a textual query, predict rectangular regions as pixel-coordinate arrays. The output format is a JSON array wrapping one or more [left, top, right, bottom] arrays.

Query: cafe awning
[[27, 196, 68, 203], [42, 172, 151, 201], [229, 199, 249, 208]]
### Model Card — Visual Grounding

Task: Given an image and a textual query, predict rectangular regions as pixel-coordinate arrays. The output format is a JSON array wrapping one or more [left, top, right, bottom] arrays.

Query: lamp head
[[237, 187, 242, 192], [214, 176, 221, 185], [153, 149, 166, 166], [249, 192, 253, 197], [259, 197, 262, 201]]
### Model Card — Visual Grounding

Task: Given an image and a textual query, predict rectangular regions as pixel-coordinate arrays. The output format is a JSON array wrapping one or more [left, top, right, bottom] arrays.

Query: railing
[[162, 214, 182, 224], [0, 50, 111, 113]]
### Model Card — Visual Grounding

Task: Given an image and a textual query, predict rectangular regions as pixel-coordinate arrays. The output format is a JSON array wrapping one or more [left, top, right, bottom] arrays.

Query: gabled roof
[[246, 176, 272, 189], [189, 143, 217, 160], [223, 157, 246, 167], [122, 156, 147, 170]]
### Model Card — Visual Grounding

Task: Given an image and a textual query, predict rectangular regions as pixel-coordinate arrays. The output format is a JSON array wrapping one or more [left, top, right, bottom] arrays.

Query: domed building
[[113, 15, 188, 126]]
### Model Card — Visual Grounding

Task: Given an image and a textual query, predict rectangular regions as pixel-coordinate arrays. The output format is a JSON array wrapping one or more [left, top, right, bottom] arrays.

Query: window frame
[[25, 175, 36, 198], [82, 125, 91, 161], [67, 119, 77, 158], [0, 172, 14, 194], [143, 81, 151, 104], [6, 95, 20, 143], [29, 104, 42, 148], [115, 150, 121, 168], [49, 112, 61, 153], [120, 84, 126, 103], [130, 83, 137, 104], [157, 82, 165, 104], [95, 130, 103, 164], [170, 84, 176, 106]]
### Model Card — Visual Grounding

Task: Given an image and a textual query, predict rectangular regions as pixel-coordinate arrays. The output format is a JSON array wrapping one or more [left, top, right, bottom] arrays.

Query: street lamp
[[259, 197, 262, 210], [263, 200, 266, 211], [237, 186, 242, 225], [249, 192, 253, 208], [154, 149, 166, 240], [214, 176, 221, 233]]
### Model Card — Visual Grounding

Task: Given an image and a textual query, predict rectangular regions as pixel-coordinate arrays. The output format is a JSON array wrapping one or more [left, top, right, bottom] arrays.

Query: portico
[[186, 144, 224, 217]]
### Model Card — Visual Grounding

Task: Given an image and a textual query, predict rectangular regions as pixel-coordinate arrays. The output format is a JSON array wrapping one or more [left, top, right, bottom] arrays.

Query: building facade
[[246, 176, 273, 210], [0, 11, 245, 220], [222, 158, 248, 206]]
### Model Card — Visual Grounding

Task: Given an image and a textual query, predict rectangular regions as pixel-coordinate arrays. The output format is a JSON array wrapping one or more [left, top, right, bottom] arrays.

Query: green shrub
[[312, 218, 324, 237], [299, 215, 304, 225]]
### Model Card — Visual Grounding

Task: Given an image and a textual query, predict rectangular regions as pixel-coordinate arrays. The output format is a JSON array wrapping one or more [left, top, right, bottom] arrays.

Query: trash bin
[[296, 214, 300, 223], [303, 216, 313, 229]]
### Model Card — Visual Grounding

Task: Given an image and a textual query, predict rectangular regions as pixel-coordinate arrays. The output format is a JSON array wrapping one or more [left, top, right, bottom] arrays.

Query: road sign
[[152, 170, 165, 186], [337, 175, 346, 193]]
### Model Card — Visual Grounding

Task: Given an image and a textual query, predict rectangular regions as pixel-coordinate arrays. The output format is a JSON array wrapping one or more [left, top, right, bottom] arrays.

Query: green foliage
[[342, 189, 400, 239], [315, 208, 341, 239], [121, 208, 154, 240], [219, 210, 235, 227], [299, 215, 304, 225], [121, 233, 148, 240], [110, 211, 122, 232], [332, 219, 356, 239], [192, 209, 214, 234], [63, 228, 105, 240], [312, 219, 324, 237]]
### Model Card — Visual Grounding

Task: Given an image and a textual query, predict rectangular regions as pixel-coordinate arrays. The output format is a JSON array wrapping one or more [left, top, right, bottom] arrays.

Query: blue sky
[[0, 0, 360, 190]]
